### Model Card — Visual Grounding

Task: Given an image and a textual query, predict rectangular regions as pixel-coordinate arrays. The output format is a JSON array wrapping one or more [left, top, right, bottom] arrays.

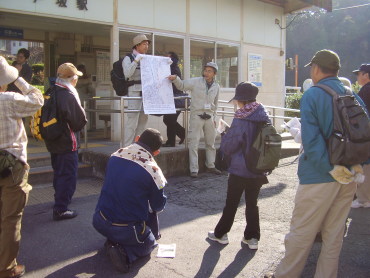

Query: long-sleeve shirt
[[172, 76, 219, 116], [0, 78, 44, 163]]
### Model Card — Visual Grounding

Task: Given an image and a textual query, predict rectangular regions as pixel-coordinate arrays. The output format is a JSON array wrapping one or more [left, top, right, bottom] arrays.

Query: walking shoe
[[179, 137, 185, 144], [208, 231, 229, 244], [107, 244, 130, 273], [53, 209, 78, 221], [206, 167, 221, 175], [351, 199, 370, 208], [242, 237, 258, 250], [264, 271, 275, 278], [190, 172, 198, 178], [7, 265, 25, 278]]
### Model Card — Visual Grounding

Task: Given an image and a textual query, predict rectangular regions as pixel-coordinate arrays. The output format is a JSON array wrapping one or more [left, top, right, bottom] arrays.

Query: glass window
[[154, 35, 184, 77], [190, 40, 215, 78], [216, 43, 239, 88]]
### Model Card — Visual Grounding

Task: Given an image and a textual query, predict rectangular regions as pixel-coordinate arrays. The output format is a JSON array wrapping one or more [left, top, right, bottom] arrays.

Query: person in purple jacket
[[208, 82, 270, 250]]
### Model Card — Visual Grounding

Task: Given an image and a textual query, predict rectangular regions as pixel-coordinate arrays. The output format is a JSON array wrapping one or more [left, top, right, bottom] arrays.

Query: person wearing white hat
[[122, 34, 151, 147], [168, 62, 221, 177], [0, 56, 44, 278], [43, 63, 87, 221]]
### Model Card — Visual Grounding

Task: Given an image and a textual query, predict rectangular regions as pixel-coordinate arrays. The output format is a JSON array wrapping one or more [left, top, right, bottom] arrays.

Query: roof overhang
[[258, 0, 332, 14]]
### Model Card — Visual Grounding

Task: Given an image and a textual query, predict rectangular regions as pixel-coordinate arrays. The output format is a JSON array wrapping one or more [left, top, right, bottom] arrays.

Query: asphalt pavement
[[18, 156, 370, 278]]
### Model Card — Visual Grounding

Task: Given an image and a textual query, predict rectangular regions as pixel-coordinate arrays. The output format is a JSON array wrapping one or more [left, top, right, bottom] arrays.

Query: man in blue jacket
[[265, 50, 363, 278], [93, 128, 167, 273]]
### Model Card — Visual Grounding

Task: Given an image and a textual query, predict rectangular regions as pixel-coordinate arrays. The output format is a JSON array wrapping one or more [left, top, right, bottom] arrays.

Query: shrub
[[32, 64, 44, 74], [285, 92, 302, 118], [33, 85, 45, 94]]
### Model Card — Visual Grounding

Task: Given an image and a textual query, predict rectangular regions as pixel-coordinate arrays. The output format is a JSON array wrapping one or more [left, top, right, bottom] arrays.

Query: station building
[[0, 0, 331, 140]]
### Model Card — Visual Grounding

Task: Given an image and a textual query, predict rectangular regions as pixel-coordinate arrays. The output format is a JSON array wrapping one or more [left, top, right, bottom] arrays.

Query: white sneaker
[[242, 237, 258, 250], [351, 199, 364, 208], [208, 231, 229, 244]]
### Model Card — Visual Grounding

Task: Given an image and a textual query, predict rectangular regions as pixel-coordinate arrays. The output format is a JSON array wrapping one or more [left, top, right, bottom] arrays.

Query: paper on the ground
[[157, 243, 176, 258], [140, 55, 176, 115], [217, 118, 230, 134]]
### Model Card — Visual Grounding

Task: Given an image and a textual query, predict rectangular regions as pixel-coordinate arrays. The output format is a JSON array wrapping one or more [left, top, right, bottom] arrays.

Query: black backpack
[[39, 86, 63, 141], [245, 122, 282, 174], [110, 54, 135, 96], [315, 84, 370, 166]]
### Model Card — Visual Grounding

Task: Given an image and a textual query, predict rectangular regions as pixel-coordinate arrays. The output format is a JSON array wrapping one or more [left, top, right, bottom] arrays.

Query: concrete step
[[28, 154, 51, 168], [29, 163, 93, 186]]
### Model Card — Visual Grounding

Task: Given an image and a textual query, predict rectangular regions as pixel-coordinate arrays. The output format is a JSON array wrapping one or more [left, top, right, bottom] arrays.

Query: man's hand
[[168, 75, 177, 81], [329, 165, 355, 184], [135, 54, 144, 63]]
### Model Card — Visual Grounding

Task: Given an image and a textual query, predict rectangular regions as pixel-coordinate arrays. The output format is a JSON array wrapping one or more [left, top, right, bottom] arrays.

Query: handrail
[[83, 96, 300, 148]]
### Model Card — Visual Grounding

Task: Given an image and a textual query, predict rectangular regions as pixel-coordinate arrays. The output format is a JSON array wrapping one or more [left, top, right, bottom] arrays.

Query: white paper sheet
[[157, 243, 176, 258], [140, 55, 176, 115]]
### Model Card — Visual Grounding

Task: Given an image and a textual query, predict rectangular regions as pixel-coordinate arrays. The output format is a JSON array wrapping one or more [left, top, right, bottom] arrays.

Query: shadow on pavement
[[44, 248, 151, 278], [194, 240, 227, 278], [217, 245, 256, 278]]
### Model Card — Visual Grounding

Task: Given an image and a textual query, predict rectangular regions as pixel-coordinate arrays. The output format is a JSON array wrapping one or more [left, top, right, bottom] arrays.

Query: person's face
[[136, 41, 149, 54], [356, 71, 369, 86], [71, 77, 78, 87], [16, 53, 27, 64], [203, 67, 216, 82]]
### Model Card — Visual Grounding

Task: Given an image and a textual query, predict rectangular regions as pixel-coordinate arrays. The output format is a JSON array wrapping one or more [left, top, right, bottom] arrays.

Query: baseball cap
[[229, 82, 259, 103], [0, 56, 18, 86], [304, 49, 341, 71], [132, 34, 151, 47], [57, 63, 83, 79], [204, 62, 218, 73], [352, 64, 370, 74]]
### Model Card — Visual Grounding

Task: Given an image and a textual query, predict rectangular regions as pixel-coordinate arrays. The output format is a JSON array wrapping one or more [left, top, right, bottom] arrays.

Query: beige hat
[[57, 63, 83, 79], [0, 56, 18, 86], [132, 34, 151, 47]]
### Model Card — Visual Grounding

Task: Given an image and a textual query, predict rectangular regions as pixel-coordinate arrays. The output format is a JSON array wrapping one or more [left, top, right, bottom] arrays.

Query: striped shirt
[[0, 78, 44, 164]]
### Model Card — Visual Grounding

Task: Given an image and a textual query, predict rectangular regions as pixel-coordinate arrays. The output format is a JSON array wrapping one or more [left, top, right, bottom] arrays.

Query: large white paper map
[[140, 55, 176, 114]]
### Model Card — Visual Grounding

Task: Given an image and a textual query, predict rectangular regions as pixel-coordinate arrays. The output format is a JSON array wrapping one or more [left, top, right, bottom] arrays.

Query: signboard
[[248, 53, 262, 87], [0, 28, 23, 39]]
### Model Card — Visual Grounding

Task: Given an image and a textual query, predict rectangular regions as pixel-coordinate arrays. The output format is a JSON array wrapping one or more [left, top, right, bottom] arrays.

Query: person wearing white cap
[[43, 63, 87, 221], [168, 62, 221, 177], [0, 56, 43, 278], [122, 34, 151, 147]]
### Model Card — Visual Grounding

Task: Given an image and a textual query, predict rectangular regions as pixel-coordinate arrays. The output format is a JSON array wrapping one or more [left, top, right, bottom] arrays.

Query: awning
[[258, 0, 332, 14]]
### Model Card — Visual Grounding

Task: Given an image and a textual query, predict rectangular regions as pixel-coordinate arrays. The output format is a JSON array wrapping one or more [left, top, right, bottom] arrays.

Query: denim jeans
[[214, 174, 263, 240], [92, 210, 157, 263]]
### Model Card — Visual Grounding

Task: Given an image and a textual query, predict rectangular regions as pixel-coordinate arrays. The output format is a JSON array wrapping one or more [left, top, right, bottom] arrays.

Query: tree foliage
[[286, 0, 370, 88]]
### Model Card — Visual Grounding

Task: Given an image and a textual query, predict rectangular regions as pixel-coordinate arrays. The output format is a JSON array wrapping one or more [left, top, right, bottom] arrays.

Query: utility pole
[[295, 54, 298, 87]]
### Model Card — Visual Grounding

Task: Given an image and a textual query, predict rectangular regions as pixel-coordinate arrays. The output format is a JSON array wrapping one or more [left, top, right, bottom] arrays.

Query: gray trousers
[[123, 90, 148, 147], [188, 112, 216, 173]]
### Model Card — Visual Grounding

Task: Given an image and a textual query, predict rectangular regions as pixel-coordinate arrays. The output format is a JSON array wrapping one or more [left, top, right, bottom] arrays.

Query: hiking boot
[[190, 172, 198, 178], [179, 136, 185, 144], [107, 244, 130, 273], [242, 237, 258, 250], [208, 231, 229, 244], [206, 167, 221, 175], [7, 265, 25, 278], [53, 209, 78, 221]]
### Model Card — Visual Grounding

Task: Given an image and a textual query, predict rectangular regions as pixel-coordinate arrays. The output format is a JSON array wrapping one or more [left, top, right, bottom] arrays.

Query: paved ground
[[19, 156, 370, 278]]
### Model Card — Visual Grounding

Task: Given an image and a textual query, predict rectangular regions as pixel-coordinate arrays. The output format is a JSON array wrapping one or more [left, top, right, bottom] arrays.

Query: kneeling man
[[93, 128, 167, 273]]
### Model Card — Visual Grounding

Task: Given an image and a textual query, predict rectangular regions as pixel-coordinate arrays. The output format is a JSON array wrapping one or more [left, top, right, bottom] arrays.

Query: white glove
[[351, 164, 365, 184], [135, 54, 144, 63]]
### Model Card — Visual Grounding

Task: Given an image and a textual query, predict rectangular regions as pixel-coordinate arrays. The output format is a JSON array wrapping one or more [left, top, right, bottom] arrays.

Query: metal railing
[[83, 97, 300, 149]]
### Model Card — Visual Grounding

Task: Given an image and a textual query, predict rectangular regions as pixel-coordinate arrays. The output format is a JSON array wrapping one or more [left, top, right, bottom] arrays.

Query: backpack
[[30, 86, 63, 141], [315, 84, 370, 166], [110, 54, 135, 96], [245, 122, 282, 174]]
